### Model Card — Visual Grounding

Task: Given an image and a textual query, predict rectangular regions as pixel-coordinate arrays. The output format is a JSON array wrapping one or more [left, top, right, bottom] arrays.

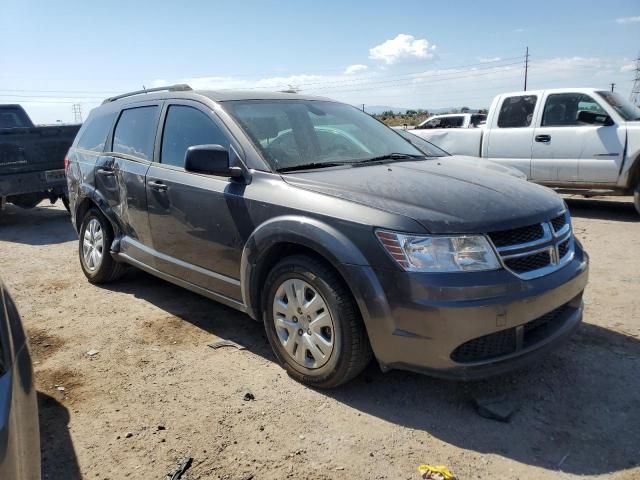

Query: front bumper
[[343, 242, 589, 380]]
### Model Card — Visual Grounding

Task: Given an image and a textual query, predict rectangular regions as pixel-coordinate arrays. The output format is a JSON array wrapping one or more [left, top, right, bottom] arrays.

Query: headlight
[[376, 230, 501, 272]]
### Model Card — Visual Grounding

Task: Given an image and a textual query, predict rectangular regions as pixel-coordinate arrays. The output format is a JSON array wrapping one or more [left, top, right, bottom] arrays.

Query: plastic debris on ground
[[208, 340, 246, 350], [166, 456, 193, 480], [417, 464, 457, 480]]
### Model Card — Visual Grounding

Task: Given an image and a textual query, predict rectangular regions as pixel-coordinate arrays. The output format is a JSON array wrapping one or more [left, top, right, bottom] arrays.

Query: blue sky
[[1, 0, 638, 123]]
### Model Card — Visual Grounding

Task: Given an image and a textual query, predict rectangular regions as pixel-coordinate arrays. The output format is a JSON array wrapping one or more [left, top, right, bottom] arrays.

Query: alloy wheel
[[272, 278, 335, 369]]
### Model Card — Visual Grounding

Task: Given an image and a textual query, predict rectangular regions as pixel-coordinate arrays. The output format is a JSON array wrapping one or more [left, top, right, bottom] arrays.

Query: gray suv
[[66, 85, 589, 387]]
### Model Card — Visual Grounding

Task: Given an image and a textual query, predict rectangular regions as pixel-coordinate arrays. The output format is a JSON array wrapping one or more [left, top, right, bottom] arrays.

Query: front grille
[[551, 213, 567, 232], [558, 239, 570, 258], [488, 211, 573, 279], [504, 250, 551, 273], [488, 224, 544, 248], [451, 303, 572, 363]]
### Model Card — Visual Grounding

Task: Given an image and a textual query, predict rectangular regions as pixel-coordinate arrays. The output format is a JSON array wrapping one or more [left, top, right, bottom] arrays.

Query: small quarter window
[[113, 106, 159, 160], [161, 105, 229, 168], [77, 112, 116, 153], [497, 95, 537, 128]]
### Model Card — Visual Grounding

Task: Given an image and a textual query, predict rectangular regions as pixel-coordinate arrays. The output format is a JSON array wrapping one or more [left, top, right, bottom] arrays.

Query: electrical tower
[[631, 55, 640, 107], [72, 104, 83, 123]]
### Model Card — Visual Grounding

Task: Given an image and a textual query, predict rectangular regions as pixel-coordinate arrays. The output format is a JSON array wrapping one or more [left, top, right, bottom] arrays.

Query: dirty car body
[[0, 280, 40, 480], [66, 86, 588, 386]]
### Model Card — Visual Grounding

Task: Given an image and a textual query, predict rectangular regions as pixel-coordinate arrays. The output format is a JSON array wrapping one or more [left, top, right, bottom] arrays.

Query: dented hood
[[282, 160, 565, 233]]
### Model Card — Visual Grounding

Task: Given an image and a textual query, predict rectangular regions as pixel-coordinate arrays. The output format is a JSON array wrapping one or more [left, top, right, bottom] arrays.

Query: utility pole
[[72, 104, 83, 123], [523, 46, 529, 91], [631, 54, 640, 106], [610, 83, 615, 92], [362, 104, 365, 112]]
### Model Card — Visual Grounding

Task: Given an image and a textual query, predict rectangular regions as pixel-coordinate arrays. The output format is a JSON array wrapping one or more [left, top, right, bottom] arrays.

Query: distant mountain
[[361, 105, 477, 115]]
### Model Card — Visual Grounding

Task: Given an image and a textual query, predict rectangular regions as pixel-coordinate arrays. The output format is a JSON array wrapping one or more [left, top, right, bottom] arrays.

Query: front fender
[[240, 215, 370, 320]]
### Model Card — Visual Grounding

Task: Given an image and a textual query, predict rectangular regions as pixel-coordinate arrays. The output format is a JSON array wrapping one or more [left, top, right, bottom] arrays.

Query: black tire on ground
[[262, 255, 372, 388], [78, 208, 126, 284], [61, 195, 70, 213], [634, 180, 640, 216]]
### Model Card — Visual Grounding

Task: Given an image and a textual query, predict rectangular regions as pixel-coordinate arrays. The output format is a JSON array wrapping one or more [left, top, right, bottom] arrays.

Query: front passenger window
[[161, 105, 229, 168]]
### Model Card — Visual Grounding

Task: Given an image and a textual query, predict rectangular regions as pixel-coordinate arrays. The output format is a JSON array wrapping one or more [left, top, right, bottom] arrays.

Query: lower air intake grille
[[451, 303, 573, 363]]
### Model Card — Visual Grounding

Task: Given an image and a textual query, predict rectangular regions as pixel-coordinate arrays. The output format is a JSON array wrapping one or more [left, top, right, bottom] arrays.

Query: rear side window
[[497, 95, 537, 128], [442, 116, 464, 128], [113, 106, 159, 160], [0, 108, 28, 128], [161, 105, 228, 168], [77, 112, 116, 152]]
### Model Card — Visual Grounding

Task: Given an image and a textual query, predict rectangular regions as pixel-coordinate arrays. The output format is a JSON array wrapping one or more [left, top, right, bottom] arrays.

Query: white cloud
[[369, 34, 436, 65], [621, 61, 636, 72], [514, 28, 525, 33], [344, 64, 368, 75], [477, 56, 502, 63], [616, 16, 640, 24]]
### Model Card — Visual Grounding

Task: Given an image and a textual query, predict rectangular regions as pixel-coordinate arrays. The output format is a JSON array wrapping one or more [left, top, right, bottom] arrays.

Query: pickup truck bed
[[0, 105, 80, 209]]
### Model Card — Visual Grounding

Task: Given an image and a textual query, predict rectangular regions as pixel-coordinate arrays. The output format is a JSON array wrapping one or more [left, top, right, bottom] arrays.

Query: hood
[[445, 155, 528, 180], [282, 160, 564, 233]]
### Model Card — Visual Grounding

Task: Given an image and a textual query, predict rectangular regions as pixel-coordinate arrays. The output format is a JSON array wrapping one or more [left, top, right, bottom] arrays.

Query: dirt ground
[[0, 196, 638, 480]]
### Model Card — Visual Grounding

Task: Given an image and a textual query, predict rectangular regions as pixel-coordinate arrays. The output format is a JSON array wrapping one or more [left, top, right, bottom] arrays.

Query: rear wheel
[[634, 179, 640, 216], [78, 208, 126, 283], [263, 255, 371, 388]]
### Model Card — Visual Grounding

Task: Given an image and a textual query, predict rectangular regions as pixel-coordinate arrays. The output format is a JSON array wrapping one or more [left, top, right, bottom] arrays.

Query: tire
[[262, 255, 372, 388], [61, 195, 70, 213], [634, 180, 640, 216], [78, 208, 126, 284]]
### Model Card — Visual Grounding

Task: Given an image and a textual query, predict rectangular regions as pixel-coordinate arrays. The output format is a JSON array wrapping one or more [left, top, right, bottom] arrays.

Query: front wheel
[[263, 255, 372, 388], [78, 208, 126, 283], [634, 180, 640, 216]]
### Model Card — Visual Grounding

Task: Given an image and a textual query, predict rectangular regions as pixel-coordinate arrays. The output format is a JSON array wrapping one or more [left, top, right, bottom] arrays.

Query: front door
[[95, 103, 160, 263], [531, 92, 624, 184], [145, 101, 245, 301]]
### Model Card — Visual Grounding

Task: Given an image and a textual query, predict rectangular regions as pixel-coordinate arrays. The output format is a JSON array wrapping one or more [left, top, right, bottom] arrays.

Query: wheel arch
[[240, 216, 369, 322]]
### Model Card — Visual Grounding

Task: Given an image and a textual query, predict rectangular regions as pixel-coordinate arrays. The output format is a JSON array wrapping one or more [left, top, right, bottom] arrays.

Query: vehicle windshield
[[596, 91, 640, 121], [396, 130, 449, 157], [223, 100, 424, 171]]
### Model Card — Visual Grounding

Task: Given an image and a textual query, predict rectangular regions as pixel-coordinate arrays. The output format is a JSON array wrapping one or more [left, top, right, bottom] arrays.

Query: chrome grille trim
[[488, 211, 574, 280]]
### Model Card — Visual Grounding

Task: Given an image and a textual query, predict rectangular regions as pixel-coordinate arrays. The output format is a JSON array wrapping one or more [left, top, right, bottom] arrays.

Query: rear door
[[95, 102, 160, 263], [531, 92, 624, 183], [145, 100, 244, 301], [484, 94, 538, 178]]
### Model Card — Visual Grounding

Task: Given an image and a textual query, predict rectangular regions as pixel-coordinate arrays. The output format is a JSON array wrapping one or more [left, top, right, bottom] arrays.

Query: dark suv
[[66, 85, 589, 387]]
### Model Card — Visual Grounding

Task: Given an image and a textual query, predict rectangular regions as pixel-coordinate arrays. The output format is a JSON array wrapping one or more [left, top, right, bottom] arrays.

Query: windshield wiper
[[276, 153, 424, 173], [353, 153, 424, 165], [277, 161, 349, 173]]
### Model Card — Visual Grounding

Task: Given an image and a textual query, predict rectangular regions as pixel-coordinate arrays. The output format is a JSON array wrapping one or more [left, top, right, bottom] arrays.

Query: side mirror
[[577, 110, 614, 126], [184, 144, 243, 178]]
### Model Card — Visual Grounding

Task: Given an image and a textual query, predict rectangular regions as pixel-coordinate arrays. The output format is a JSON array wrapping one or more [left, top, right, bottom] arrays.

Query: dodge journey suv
[[66, 85, 589, 388]]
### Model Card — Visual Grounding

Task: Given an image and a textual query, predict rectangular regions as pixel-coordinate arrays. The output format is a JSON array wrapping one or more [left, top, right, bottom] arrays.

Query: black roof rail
[[101, 84, 192, 104]]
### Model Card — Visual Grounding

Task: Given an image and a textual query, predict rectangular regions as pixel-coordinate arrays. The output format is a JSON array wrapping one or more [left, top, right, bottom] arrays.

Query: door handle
[[535, 134, 551, 143], [147, 180, 168, 192], [96, 167, 114, 176]]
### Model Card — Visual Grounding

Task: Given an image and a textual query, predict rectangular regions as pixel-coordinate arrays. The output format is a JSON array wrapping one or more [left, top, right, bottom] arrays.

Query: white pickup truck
[[411, 88, 640, 214]]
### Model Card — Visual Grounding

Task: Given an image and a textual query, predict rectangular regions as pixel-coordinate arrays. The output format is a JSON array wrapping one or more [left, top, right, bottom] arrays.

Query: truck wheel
[[61, 195, 70, 213], [263, 255, 372, 388], [78, 208, 126, 284]]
